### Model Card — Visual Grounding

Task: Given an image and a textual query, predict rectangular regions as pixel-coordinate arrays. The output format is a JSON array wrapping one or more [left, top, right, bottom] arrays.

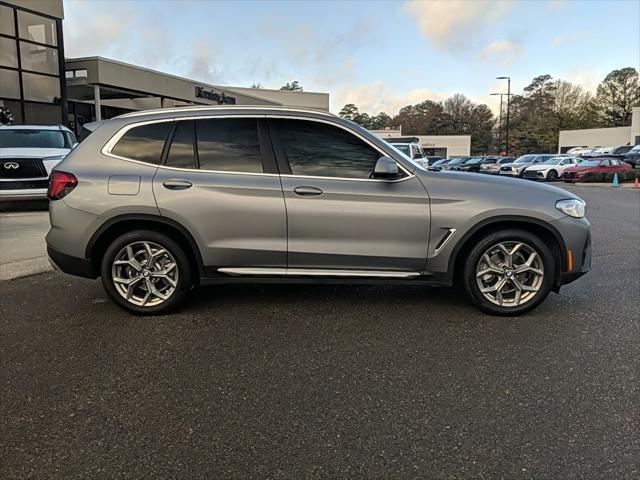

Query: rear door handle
[[293, 186, 323, 197], [162, 179, 193, 190]]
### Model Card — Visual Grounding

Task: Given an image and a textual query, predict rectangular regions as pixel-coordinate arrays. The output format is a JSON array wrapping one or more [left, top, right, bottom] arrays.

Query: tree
[[250, 83, 263, 89], [280, 81, 303, 92], [593, 67, 639, 127], [339, 103, 359, 120]]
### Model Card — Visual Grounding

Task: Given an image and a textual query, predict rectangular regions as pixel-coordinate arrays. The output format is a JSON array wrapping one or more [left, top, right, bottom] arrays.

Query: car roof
[[0, 123, 72, 132], [116, 105, 337, 121]]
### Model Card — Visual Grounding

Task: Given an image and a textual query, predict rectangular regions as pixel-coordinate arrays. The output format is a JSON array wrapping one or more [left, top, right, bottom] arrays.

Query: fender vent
[[434, 228, 456, 255]]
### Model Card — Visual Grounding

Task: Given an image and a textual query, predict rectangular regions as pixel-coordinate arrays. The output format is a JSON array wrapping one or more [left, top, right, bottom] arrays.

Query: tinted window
[[111, 122, 171, 164], [196, 118, 262, 173], [0, 129, 65, 148], [166, 120, 196, 169], [275, 119, 381, 179]]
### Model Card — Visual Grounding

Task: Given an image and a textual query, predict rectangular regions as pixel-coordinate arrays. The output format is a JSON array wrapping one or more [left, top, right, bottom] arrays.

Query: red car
[[563, 157, 631, 182]]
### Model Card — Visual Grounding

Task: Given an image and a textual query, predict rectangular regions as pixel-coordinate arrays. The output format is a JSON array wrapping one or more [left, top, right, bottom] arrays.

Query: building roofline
[[64, 56, 328, 98]]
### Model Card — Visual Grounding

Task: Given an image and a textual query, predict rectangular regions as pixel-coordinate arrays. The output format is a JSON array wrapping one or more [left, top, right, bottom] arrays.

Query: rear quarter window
[[110, 122, 172, 164]]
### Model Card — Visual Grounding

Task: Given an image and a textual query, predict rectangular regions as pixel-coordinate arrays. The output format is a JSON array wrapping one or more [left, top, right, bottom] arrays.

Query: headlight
[[556, 198, 586, 218], [43, 155, 67, 162]]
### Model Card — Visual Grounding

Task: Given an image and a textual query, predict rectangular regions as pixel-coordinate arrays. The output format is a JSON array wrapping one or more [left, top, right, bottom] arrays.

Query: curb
[[0, 257, 53, 282]]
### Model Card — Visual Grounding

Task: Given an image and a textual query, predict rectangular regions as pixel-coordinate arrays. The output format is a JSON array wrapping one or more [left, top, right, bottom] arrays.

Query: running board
[[217, 267, 420, 279]]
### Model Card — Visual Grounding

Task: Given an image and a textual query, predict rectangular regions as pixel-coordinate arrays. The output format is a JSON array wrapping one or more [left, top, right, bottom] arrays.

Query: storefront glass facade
[[0, 1, 66, 124]]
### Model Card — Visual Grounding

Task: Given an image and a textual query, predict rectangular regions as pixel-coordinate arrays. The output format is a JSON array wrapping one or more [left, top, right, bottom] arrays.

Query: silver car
[[46, 106, 591, 316]]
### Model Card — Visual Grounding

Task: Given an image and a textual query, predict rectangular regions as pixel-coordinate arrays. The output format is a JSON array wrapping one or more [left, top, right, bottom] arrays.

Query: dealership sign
[[195, 87, 236, 105]]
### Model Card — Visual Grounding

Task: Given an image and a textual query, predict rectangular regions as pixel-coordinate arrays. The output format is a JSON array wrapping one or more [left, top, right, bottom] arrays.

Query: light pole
[[490, 93, 504, 154], [496, 76, 511, 155]]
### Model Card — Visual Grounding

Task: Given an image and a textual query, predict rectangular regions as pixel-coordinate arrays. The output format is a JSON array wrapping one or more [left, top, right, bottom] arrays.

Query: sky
[[62, 0, 640, 115]]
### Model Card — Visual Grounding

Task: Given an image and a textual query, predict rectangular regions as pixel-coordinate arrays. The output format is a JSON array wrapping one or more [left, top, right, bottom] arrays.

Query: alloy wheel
[[111, 241, 179, 307], [475, 241, 544, 307]]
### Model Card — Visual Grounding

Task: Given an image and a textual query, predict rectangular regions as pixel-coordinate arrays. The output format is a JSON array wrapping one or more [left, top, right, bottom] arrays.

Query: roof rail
[[117, 105, 336, 119]]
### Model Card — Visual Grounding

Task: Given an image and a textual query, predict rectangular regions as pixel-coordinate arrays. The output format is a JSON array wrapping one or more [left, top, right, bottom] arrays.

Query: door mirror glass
[[373, 156, 399, 179]]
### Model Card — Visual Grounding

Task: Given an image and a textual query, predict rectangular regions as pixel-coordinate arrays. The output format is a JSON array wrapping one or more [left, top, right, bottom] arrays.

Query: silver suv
[[46, 106, 591, 316]]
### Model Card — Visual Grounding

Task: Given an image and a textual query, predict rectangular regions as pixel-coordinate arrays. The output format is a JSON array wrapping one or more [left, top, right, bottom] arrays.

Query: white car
[[522, 156, 582, 181], [0, 124, 77, 200]]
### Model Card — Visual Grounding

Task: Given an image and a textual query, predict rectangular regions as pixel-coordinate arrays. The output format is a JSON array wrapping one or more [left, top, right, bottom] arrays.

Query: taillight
[[47, 171, 78, 200]]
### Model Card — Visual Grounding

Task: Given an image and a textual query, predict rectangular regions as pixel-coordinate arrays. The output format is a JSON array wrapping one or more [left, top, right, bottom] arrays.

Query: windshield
[[465, 157, 484, 164], [542, 157, 564, 165], [514, 155, 537, 164], [448, 158, 466, 165], [577, 160, 601, 167], [0, 129, 67, 148], [391, 144, 410, 155]]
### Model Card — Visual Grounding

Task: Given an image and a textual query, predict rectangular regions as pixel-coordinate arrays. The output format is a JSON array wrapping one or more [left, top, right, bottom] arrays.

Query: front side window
[[110, 122, 172, 164], [195, 118, 262, 173], [275, 119, 382, 179], [166, 120, 196, 169]]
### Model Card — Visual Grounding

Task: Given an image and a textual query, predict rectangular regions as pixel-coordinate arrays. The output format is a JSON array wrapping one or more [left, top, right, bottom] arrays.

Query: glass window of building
[[0, 5, 15, 36], [0, 68, 20, 99], [22, 71, 61, 102], [0, 37, 18, 68], [19, 41, 59, 75], [17, 10, 58, 46]]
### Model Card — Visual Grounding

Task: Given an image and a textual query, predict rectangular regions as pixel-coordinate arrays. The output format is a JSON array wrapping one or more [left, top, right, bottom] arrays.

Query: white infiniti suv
[[0, 124, 77, 200]]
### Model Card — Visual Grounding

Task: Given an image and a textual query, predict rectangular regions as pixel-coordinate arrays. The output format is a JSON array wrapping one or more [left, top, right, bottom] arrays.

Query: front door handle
[[293, 186, 323, 197], [163, 179, 193, 190]]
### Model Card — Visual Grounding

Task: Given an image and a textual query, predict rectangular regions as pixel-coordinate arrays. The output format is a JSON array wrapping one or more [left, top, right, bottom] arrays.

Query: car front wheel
[[100, 230, 192, 315], [463, 229, 556, 316], [546, 169, 558, 181]]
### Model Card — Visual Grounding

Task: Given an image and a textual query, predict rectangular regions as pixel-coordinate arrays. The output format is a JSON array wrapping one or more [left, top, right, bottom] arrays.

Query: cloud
[[333, 81, 449, 115], [565, 66, 602, 92], [480, 40, 523, 66], [402, 0, 512, 52]]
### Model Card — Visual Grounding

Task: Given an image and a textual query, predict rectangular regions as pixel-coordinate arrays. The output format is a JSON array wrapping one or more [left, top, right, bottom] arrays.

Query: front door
[[153, 117, 287, 271], [269, 117, 430, 274]]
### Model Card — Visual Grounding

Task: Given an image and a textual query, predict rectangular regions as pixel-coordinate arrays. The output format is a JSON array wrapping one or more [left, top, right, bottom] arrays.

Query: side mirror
[[373, 156, 399, 179], [71, 142, 79, 149]]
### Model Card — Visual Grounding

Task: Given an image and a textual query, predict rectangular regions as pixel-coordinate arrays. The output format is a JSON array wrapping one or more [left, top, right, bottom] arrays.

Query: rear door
[[268, 117, 430, 274], [152, 117, 287, 272]]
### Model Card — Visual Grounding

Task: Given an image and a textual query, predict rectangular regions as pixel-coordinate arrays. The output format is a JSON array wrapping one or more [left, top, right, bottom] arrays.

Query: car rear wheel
[[546, 169, 558, 181], [101, 230, 192, 315], [463, 229, 556, 316]]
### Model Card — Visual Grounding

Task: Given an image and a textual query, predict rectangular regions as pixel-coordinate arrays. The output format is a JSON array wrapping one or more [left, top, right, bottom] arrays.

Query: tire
[[462, 229, 556, 316], [100, 230, 192, 315], [546, 169, 558, 181]]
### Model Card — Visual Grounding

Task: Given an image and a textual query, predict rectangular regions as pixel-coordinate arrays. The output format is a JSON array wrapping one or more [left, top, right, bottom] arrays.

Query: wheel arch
[[450, 216, 566, 287], [86, 214, 205, 281]]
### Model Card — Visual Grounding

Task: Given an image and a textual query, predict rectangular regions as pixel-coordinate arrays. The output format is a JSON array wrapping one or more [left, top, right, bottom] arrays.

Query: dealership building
[[371, 127, 471, 157], [558, 107, 640, 153], [1, 0, 329, 134]]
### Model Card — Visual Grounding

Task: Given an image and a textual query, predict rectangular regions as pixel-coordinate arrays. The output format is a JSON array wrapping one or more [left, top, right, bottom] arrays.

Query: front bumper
[[499, 170, 522, 177], [0, 180, 48, 201], [552, 216, 592, 287]]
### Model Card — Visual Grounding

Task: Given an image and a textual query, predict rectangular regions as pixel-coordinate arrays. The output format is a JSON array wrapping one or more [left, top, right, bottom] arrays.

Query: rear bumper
[[47, 245, 97, 279]]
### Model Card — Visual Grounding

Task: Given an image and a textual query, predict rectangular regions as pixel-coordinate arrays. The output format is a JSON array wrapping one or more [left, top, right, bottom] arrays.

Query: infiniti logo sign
[[3, 162, 19, 170]]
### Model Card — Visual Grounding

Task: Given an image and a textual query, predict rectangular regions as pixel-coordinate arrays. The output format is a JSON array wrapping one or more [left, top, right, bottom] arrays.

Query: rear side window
[[111, 122, 172, 164], [195, 118, 262, 173], [166, 120, 196, 169], [273, 119, 381, 179]]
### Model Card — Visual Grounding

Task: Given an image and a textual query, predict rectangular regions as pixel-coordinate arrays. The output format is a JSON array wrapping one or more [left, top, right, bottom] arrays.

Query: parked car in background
[[610, 145, 633, 156], [0, 124, 77, 201], [451, 156, 485, 172], [429, 158, 451, 169], [523, 156, 582, 181], [423, 155, 446, 166], [566, 146, 588, 155], [480, 156, 515, 174], [569, 147, 598, 157], [45, 106, 592, 316], [499, 154, 558, 177], [621, 152, 640, 168], [563, 157, 632, 182], [442, 156, 471, 170]]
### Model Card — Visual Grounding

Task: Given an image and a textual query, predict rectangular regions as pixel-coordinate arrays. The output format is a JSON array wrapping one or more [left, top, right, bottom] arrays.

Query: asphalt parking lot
[[1, 185, 639, 479]]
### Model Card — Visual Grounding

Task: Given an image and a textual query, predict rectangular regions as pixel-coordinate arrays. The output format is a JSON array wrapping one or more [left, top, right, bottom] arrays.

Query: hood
[[417, 168, 580, 201], [500, 162, 530, 169], [565, 165, 597, 172], [526, 164, 556, 171], [0, 147, 70, 159]]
